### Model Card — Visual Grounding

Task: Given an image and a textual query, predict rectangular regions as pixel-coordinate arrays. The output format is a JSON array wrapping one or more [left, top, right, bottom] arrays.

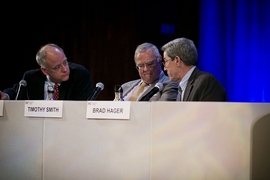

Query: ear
[[175, 56, 181, 66], [40, 67, 48, 76]]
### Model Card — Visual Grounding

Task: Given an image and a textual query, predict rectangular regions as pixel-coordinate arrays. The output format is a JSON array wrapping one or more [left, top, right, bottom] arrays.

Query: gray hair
[[161, 37, 198, 66], [134, 42, 161, 62], [36, 43, 64, 67]]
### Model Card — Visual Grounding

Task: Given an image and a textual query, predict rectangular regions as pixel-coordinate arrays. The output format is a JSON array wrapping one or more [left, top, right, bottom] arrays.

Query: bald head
[[36, 43, 65, 68]]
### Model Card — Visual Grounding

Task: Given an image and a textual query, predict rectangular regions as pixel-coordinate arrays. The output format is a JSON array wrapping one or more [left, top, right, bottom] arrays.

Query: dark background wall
[[1, 0, 200, 100]]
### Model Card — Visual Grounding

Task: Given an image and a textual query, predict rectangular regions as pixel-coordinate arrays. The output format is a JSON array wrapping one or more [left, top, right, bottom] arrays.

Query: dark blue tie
[[178, 86, 182, 101]]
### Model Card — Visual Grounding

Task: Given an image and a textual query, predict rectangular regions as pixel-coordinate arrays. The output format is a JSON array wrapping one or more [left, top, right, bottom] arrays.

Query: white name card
[[24, 100, 63, 117], [0, 100, 3, 116], [86, 101, 131, 119]]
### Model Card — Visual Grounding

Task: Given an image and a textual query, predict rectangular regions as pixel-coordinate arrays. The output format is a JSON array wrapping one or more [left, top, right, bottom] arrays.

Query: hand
[[0, 91, 8, 100]]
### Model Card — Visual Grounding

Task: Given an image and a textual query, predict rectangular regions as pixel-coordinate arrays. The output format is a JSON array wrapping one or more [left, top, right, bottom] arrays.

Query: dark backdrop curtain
[[198, 0, 270, 102]]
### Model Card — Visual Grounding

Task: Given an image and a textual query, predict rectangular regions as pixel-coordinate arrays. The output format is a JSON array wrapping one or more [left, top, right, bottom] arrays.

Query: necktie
[[54, 83, 59, 100], [177, 86, 182, 101], [129, 82, 148, 101]]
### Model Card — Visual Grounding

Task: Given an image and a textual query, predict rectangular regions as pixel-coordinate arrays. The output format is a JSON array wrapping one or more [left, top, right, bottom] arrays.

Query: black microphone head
[[155, 82, 163, 91], [96, 82, 104, 90], [19, 80, 27, 87], [87, 82, 104, 100]]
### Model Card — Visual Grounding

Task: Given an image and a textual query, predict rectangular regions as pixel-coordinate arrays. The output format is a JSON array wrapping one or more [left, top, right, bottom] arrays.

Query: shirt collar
[[179, 66, 196, 91]]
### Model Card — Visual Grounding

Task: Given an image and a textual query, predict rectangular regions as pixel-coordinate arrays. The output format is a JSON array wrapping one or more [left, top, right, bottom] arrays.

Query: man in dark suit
[[121, 42, 178, 101], [0, 43, 93, 100], [161, 37, 226, 101]]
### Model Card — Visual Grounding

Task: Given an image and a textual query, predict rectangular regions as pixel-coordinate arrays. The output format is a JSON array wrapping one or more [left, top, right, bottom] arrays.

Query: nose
[[61, 64, 68, 72], [163, 66, 167, 71]]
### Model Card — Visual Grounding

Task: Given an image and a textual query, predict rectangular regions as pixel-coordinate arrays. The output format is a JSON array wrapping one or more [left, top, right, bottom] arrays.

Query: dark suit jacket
[[4, 62, 93, 100], [121, 71, 178, 101], [182, 67, 226, 101]]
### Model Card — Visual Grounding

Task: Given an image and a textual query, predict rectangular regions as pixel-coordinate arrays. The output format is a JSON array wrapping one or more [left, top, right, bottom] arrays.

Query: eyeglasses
[[162, 59, 169, 67], [136, 59, 157, 70], [51, 60, 68, 71]]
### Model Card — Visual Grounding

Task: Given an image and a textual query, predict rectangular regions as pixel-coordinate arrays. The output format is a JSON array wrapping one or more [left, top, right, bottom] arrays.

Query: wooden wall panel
[[1, 0, 199, 100]]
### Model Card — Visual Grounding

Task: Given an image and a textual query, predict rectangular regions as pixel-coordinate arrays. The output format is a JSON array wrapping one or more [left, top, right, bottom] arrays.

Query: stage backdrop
[[198, 0, 270, 102]]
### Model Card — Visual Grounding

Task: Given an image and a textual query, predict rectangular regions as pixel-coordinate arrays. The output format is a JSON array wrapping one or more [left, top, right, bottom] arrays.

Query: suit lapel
[[58, 81, 69, 99], [183, 81, 193, 101], [183, 67, 199, 101], [32, 72, 47, 99], [122, 80, 141, 97]]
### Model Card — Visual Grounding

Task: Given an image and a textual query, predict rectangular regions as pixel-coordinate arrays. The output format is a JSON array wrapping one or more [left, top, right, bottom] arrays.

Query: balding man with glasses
[[0, 43, 93, 100], [120, 42, 178, 101]]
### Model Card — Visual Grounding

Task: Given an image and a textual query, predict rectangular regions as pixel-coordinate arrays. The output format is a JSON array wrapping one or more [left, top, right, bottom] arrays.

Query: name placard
[[86, 101, 131, 119], [24, 100, 63, 117], [0, 100, 3, 116]]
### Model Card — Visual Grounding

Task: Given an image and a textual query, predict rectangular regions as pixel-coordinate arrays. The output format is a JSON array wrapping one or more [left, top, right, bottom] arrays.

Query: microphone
[[15, 80, 27, 100], [139, 82, 164, 101], [87, 82, 104, 100]]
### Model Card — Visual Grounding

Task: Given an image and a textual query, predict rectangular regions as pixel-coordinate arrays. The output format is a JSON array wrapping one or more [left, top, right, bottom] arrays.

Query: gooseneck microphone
[[15, 80, 27, 100], [139, 82, 164, 101], [87, 82, 104, 100]]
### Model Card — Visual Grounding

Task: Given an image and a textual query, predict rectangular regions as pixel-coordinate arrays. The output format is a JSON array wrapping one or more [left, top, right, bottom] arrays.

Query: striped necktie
[[54, 83, 59, 100], [177, 86, 182, 101], [129, 82, 148, 101]]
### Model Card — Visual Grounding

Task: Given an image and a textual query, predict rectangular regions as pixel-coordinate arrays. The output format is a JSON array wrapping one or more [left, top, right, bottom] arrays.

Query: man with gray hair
[[161, 37, 226, 101], [120, 42, 178, 101]]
